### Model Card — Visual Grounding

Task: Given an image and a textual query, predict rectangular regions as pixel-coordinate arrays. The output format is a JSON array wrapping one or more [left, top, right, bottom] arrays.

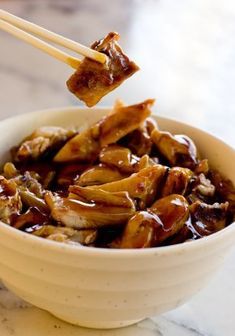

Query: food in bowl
[[67, 32, 139, 107], [0, 99, 234, 248], [0, 106, 234, 329]]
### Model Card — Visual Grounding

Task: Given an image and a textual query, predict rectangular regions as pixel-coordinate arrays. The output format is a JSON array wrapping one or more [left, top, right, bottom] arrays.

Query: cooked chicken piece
[[54, 124, 100, 163], [194, 159, 209, 175], [69, 184, 133, 206], [0, 176, 22, 224], [5, 166, 49, 211], [151, 129, 198, 169], [14, 126, 76, 162], [150, 194, 189, 231], [161, 167, 193, 197], [99, 145, 139, 173], [122, 119, 157, 157], [188, 173, 215, 204], [42, 171, 56, 189], [49, 229, 97, 245], [145, 117, 159, 134], [123, 127, 153, 157], [77, 164, 125, 186], [9, 170, 48, 211], [54, 99, 154, 163], [19, 190, 49, 213], [45, 189, 135, 229], [2, 161, 48, 212], [13, 171, 45, 198], [209, 170, 235, 214], [67, 32, 139, 107], [99, 99, 154, 147], [13, 206, 49, 230], [113, 99, 125, 110], [164, 218, 201, 245], [33, 225, 97, 245], [114, 211, 162, 248], [120, 117, 158, 157], [91, 165, 167, 209], [16, 163, 56, 190], [14, 161, 57, 188], [193, 173, 215, 197], [98, 149, 154, 176], [3, 162, 19, 179], [136, 155, 156, 171], [190, 201, 229, 235], [56, 163, 90, 188], [117, 194, 189, 248], [30, 127, 76, 140]]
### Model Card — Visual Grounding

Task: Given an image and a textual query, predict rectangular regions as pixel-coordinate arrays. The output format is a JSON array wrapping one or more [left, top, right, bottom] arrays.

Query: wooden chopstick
[[0, 9, 108, 67], [0, 18, 81, 69]]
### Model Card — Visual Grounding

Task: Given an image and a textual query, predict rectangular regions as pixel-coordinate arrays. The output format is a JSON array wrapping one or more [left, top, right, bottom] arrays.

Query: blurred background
[[0, 0, 234, 145]]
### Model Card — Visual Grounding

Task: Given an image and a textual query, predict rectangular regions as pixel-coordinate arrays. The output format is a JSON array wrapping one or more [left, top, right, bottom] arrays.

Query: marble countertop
[[0, 0, 235, 335]]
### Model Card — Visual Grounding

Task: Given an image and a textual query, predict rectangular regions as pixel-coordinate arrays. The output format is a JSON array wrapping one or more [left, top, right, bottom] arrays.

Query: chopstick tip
[[68, 57, 81, 69]]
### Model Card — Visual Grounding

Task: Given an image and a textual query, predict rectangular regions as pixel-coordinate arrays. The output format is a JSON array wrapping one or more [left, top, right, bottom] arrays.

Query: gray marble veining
[[0, 0, 235, 335]]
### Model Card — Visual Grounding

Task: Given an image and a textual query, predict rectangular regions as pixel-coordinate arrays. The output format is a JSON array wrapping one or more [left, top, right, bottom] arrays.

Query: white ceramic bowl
[[0, 107, 234, 329]]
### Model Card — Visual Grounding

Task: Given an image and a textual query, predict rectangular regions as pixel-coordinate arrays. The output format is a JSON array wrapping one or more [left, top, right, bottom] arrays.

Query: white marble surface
[[0, 0, 235, 335]]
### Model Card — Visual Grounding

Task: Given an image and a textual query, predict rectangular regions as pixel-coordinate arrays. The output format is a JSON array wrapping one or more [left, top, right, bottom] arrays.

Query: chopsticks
[[0, 18, 81, 69], [0, 10, 107, 69]]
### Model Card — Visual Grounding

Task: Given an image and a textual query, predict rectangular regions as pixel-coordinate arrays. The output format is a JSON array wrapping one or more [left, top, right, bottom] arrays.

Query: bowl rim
[[0, 105, 234, 258]]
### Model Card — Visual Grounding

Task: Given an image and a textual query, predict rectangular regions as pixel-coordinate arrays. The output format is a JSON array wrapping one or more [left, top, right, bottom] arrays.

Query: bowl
[[0, 106, 234, 329]]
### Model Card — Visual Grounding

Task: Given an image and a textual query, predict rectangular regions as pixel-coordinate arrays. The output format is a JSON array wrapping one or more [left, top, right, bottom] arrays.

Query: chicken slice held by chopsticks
[[67, 32, 139, 107], [54, 99, 154, 163]]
